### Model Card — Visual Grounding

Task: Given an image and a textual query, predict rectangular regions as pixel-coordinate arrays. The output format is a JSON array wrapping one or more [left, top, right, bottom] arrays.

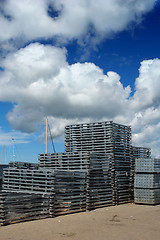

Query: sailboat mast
[[45, 118, 48, 154], [4, 145, 6, 164], [12, 138, 15, 162]]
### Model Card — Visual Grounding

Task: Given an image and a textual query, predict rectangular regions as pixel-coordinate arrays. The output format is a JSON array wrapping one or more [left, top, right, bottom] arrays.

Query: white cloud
[[131, 59, 160, 110], [0, 0, 156, 49], [126, 59, 160, 157], [0, 41, 160, 158], [1, 43, 160, 157], [0, 43, 130, 132], [0, 0, 159, 158], [132, 122, 160, 158]]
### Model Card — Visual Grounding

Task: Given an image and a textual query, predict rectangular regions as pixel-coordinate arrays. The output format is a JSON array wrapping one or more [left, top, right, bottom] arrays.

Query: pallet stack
[[65, 121, 132, 205], [39, 121, 132, 207], [39, 152, 113, 212], [134, 158, 160, 204], [8, 161, 39, 169], [0, 192, 52, 226], [39, 152, 89, 170], [111, 123, 132, 204], [2, 164, 55, 194], [39, 151, 111, 171], [65, 121, 113, 153], [130, 147, 151, 199], [86, 153, 112, 210], [54, 170, 87, 216], [131, 147, 151, 160], [65, 121, 131, 156], [131, 147, 151, 174], [0, 165, 8, 190], [1, 120, 152, 226]]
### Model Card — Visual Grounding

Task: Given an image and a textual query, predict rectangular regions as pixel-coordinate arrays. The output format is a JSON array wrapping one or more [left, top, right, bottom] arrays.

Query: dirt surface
[[0, 203, 160, 240]]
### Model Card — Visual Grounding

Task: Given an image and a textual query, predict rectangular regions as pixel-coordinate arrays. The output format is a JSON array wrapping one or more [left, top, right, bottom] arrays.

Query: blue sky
[[0, 0, 160, 163]]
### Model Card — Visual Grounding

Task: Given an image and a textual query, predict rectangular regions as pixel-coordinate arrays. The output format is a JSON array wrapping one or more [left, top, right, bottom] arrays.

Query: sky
[[0, 0, 160, 163]]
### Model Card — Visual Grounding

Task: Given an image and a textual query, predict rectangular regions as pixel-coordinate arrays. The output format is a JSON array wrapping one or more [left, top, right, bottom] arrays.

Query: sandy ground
[[0, 203, 160, 240]]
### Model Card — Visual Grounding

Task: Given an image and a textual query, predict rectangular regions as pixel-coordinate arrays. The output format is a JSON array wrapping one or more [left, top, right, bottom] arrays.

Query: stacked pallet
[[39, 152, 89, 170], [2, 167, 55, 194], [39, 152, 113, 212], [65, 121, 131, 156], [8, 161, 39, 169], [111, 123, 131, 172], [130, 147, 151, 199], [0, 120, 156, 226], [39, 151, 111, 171], [86, 153, 112, 210], [134, 158, 160, 204], [54, 170, 87, 215], [65, 121, 113, 153], [114, 171, 132, 204], [65, 121, 132, 205], [111, 123, 132, 204], [131, 147, 151, 160], [0, 192, 52, 226], [0, 165, 8, 190], [131, 147, 151, 174]]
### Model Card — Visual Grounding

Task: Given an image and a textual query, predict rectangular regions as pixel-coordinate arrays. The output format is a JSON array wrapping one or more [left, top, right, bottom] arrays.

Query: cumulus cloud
[[131, 59, 160, 110], [0, 43, 130, 133], [1, 42, 160, 157], [132, 120, 160, 158], [0, 0, 159, 157], [0, 0, 156, 49], [126, 59, 160, 157]]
